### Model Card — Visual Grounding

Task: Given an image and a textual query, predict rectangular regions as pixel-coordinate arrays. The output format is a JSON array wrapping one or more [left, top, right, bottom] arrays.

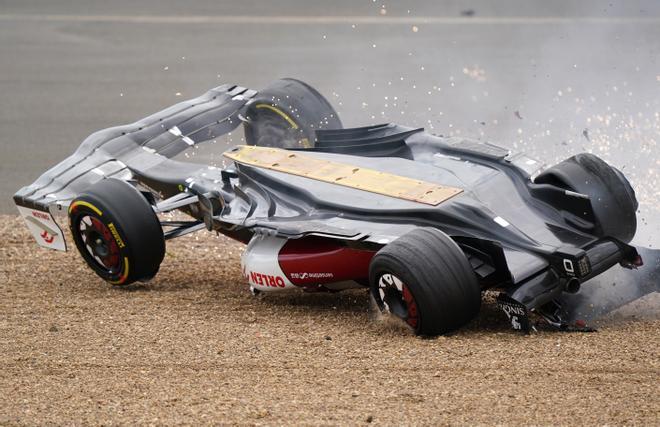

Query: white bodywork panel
[[17, 206, 67, 251], [241, 235, 296, 292]]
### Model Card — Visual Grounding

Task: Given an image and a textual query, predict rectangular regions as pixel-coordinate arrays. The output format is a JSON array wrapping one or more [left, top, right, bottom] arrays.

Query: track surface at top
[[2, 0, 660, 248], [0, 216, 657, 425]]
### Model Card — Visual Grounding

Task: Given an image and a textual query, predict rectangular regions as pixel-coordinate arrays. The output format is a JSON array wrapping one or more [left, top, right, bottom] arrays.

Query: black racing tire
[[535, 153, 638, 243], [369, 228, 481, 336], [243, 78, 342, 149], [68, 178, 165, 286]]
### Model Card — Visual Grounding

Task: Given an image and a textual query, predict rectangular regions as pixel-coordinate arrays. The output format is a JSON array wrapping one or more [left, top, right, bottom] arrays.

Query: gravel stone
[[0, 215, 657, 425]]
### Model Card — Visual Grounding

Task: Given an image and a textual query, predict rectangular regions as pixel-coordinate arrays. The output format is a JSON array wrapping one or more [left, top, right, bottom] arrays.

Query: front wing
[[13, 84, 257, 250]]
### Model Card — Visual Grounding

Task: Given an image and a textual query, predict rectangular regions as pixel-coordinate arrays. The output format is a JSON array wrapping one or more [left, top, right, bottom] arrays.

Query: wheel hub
[[77, 215, 121, 273], [91, 235, 109, 257]]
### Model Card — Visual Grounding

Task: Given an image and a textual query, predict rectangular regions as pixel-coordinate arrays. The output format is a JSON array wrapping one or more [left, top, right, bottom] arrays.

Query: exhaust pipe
[[564, 277, 581, 294]]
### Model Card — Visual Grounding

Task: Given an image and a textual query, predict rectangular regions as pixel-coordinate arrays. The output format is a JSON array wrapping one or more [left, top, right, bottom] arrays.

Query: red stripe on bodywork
[[278, 237, 375, 286]]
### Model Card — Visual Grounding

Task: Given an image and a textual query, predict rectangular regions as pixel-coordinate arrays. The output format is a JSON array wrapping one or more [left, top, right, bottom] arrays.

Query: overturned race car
[[14, 79, 659, 336]]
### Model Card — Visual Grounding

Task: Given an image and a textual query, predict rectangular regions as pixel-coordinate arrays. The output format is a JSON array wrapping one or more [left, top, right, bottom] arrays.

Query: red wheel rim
[[377, 273, 420, 330], [402, 284, 419, 328]]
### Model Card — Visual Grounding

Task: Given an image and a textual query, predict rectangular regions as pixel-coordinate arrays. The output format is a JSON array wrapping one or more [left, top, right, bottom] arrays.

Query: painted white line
[[0, 14, 659, 25]]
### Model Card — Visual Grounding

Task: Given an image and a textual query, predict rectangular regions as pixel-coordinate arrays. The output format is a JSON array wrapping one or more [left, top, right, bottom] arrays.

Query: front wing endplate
[[224, 145, 463, 206], [17, 206, 67, 251]]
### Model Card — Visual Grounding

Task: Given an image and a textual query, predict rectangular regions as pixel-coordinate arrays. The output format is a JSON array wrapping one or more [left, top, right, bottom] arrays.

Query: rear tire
[[68, 179, 165, 286], [369, 228, 481, 336], [535, 153, 637, 242], [243, 78, 342, 148]]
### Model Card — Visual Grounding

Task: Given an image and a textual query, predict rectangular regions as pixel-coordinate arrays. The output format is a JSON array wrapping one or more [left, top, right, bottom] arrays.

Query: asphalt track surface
[[1, 0, 660, 246], [1, 1, 659, 425]]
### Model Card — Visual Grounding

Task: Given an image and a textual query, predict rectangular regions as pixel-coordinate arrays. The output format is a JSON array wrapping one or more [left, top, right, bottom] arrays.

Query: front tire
[[369, 228, 481, 336], [535, 153, 638, 242], [68, 179, 165, 286]]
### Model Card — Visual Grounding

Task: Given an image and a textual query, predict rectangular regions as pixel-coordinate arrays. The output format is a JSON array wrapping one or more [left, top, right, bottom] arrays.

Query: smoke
[[558, 246, 660, 322], [174, 1, 659, 322], [325, 1, 660, 243], [330, 2, 660, 322]]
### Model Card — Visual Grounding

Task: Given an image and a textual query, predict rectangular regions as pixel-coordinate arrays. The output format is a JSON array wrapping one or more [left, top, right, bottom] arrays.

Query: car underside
[[14, 79, 659, 336]]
